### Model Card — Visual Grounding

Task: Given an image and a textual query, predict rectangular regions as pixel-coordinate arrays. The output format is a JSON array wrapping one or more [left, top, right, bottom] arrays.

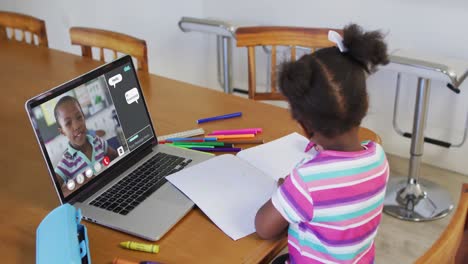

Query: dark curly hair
[[54, 95, 84, 128], [279, 24, 389, 138]]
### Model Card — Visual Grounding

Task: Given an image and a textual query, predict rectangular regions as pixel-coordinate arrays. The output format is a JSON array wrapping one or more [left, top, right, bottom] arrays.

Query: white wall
[[0, 0, 210, 87], [2, 0, 468, 176]]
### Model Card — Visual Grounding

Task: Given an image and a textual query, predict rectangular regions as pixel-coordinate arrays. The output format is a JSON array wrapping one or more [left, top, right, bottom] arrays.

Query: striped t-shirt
[[271, 141, 389, 264], [55, 134, 108, 182]]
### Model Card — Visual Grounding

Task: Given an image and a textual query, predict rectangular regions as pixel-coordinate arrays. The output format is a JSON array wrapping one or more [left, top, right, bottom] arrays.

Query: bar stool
[[179, 17, 237, 94], [383, 50, 468, 221]]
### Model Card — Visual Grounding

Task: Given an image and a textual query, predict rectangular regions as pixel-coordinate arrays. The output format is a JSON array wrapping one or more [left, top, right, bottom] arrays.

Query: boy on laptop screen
[[26, 56, 211, 240], [54, 95, 118, 192]]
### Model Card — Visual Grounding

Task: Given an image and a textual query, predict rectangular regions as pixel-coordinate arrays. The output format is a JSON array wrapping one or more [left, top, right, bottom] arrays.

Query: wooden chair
[[236, 26, 339, 101], [69, 27, 148, 72], [416, 183, 468, 264], [0, 11, 48, 47], [236, 26, 382, 144], [359, 127, 382, 145]]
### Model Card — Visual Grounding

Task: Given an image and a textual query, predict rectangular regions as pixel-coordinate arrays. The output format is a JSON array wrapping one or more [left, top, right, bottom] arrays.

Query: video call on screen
[[105, 64, 153, 151], [32, 63, 154, 197]]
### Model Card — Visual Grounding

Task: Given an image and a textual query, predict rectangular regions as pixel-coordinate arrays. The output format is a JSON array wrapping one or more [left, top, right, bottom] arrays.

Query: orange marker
[[220, 139, 264, 144], [113, 258, 162, 264], [213, 134, 255, 139], [113, 257, 138, 264]]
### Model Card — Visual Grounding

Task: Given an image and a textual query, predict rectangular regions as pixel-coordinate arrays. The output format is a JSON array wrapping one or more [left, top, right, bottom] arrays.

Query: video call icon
[[85, 168, 93, 178], [103, 156, 111, 166], [94, 162, 102, 173], [76, 173, 85, 184], [66, 179, 76, 191], [117, 146, 125, 156]]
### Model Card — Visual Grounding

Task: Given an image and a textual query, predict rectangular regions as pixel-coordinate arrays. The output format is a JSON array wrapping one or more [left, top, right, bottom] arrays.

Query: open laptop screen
[[26, 56, 155, 200]]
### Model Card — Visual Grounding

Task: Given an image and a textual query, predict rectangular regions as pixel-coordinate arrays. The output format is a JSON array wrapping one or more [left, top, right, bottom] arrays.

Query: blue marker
[[197, 112, 242, 124]]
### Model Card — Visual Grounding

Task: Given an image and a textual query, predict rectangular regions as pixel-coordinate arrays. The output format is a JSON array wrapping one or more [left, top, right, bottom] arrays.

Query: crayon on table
[[197, 112, 242, 124], [120, 241, 159, 253]]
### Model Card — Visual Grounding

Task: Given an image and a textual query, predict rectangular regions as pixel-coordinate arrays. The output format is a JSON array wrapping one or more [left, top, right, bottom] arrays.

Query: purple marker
[[190, 147, 241, 152], [197, 112, 242, 124], [166, 137, 217, 142]]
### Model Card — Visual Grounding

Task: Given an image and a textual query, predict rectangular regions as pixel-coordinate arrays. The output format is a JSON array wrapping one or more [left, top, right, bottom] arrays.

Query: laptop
[[25, 55, 212, 241]]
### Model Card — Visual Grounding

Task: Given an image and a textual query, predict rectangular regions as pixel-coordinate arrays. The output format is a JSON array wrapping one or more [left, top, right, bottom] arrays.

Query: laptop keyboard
[[89, 152, 192, 215]]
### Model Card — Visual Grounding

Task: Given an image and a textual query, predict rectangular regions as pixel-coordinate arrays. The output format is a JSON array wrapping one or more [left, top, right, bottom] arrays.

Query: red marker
[[103, 156, 110, 166]]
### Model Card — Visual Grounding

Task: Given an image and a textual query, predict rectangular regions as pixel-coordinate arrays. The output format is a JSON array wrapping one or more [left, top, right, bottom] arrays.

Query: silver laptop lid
[[25, 56, 158, 204]]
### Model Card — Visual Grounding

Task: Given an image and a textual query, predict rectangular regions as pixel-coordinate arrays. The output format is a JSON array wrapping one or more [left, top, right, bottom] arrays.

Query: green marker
[[167, 144, 215, 156]]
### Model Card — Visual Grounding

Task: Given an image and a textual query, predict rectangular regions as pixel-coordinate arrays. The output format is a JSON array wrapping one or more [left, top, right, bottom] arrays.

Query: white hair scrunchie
[[328, 30, 348, 53]]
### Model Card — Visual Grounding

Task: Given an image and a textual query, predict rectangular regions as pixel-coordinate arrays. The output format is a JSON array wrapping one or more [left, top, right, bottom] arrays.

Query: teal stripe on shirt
[[301, 150, 385, 182], [281, 202, 300, 223], [289, 228, 372, 260], [313, 196, 385, 222]]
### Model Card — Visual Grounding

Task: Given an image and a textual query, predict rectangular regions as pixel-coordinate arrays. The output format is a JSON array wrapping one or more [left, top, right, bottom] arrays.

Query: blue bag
[[36, 204, 91, 264]]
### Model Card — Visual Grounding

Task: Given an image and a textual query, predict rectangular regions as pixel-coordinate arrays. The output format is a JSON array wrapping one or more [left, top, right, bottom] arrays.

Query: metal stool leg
[[383, 77, 454, 221], [217, 36, 233, 94]]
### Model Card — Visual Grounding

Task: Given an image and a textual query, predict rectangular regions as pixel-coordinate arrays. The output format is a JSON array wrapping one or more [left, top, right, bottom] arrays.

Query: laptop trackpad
[[124, 184, 193, 240], [79, 183, 193, 240]]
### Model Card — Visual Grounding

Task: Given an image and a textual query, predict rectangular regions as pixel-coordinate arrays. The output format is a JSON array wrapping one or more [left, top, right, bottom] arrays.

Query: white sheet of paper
[[236, 132, 313, 180], [167, 154, 276, 240]]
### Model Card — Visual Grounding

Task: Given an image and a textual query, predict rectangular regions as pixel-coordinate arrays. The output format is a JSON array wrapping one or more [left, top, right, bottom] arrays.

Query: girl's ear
[[58, 127, 65, 136]]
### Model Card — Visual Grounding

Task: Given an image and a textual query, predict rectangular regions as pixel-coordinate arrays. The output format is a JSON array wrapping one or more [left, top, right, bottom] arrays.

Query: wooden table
[[0, 41, 377, 263]]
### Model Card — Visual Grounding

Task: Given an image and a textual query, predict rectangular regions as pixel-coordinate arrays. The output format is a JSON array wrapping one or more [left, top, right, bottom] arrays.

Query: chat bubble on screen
[[125, 88, 140, 104], [108, 74, 122, 88]]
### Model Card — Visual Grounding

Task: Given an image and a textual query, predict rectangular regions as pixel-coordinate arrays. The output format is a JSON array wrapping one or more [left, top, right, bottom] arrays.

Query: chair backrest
[[416, 183, 468, 264], [69, 27, 148, 72], [359, 127, 382, 145], [236, 26, 339, 101], [0, 11, 48, 47]]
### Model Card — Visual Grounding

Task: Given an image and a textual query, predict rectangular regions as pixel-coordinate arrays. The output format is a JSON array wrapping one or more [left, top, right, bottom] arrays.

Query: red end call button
[[103, 156, 110, 166]]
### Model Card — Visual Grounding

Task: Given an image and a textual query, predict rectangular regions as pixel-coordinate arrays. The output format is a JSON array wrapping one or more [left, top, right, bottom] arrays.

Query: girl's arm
[[255, 199, 289, 239]]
